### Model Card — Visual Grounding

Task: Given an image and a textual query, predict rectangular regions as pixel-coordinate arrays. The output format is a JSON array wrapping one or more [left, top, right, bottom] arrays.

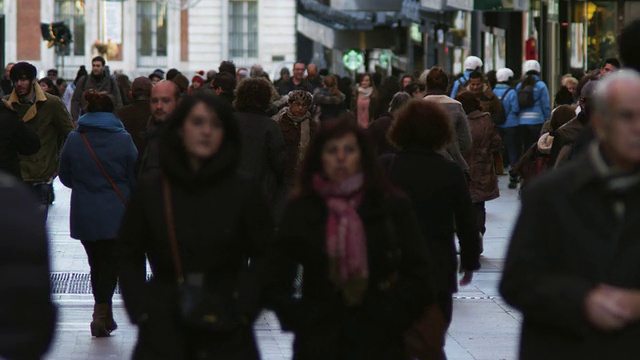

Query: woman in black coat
[[117, 93, 274, 360], [264, 118, 434, 359], [383, 99, 481, 358]]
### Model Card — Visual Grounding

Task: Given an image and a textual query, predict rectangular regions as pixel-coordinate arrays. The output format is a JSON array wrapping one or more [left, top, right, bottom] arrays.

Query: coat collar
[[8, 82, 48, 123]]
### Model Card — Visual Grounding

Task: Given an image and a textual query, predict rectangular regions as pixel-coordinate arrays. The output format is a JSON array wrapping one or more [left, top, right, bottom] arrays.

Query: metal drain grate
[[50, 272, 152, 294]]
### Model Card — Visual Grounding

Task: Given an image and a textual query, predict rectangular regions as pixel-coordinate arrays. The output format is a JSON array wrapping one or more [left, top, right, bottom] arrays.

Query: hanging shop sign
[[343, 49, 365, 71]]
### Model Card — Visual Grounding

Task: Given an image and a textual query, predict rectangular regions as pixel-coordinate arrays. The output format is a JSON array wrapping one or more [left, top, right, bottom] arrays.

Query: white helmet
[[464, 56, 483, 71], [523, 60, 541, 74], [496, 68, 514, 83]]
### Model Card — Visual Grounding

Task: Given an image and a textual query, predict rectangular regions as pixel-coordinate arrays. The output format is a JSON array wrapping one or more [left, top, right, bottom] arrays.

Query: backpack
[[493, 88, 512, 126], [517, 78, 539, 109]]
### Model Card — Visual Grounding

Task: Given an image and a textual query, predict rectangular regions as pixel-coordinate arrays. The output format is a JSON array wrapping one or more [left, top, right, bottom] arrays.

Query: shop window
[[137, 0, 168, 67], [229, 0, 258, 59], [586, 2, 617, 70], [54, 0, 85, 56]]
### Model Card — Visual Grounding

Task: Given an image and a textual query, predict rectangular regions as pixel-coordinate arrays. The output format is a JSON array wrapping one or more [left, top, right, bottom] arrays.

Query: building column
[[471, 10, 483, 57]]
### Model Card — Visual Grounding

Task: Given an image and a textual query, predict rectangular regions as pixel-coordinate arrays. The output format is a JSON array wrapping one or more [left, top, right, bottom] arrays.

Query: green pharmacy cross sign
[[343, 50, 364, 71]]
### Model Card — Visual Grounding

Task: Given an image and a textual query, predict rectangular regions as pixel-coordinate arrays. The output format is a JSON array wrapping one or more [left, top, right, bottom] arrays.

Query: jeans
[[518, 124, 543, 155], [500, 127, 524, 168], [25, 182, 53, 222], [474, 201, 486, 235], [81, 239, 118, 304]]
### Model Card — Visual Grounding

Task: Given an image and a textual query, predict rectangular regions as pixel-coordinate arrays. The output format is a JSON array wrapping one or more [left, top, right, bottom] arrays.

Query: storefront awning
[[297, 14, 398, 50], [474, 0, 530, 11]]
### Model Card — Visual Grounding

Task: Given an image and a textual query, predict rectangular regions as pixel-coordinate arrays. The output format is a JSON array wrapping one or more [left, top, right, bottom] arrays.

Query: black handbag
[[162, 177, 242, 333]]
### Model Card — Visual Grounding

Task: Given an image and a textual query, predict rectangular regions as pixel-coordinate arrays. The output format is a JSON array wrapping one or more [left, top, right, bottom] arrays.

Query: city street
[[44, 175, 522, 360]]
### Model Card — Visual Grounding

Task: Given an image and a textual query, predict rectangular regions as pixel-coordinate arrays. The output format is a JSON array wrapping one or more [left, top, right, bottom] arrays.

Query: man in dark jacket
[[70, 56, 123, 122], [211, 71, 237, 107], [424, 66, 472, 172], [0, 171, 56, 360], [137, 80, 179, 178], [0, 62, 14, 97], [4, 62, 74, 217], [117, 77, 153, 153], [500, 71, 640, 359], [234, 78, 286, 219], [276, 61, 313, 95], [0, 103, 40, 179]]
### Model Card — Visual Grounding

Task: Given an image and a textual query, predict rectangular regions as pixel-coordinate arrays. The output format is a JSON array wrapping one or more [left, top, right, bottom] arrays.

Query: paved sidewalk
[[44, 175, 522, 360]]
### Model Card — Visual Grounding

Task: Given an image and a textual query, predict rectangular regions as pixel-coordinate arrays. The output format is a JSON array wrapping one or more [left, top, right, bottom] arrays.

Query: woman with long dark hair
[[265, 117, 434, 359], [118, 93, 273, 359], [59, 90, 137, 337], [313, 75, 347, 122]]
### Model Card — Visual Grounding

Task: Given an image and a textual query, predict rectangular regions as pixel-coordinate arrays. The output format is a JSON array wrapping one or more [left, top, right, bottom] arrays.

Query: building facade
[[1, 0, 296, 80]]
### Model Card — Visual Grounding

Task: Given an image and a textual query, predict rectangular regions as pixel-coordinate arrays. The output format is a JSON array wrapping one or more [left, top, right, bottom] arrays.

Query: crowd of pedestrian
[[2, 19, 640, 360]]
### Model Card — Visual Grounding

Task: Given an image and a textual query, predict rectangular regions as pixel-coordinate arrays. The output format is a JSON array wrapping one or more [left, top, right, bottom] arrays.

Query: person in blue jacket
[[515, 60, 551, 152], [493, 68, 521, 189], [450, 56, 483, 98], [59, 89, 137, 338]]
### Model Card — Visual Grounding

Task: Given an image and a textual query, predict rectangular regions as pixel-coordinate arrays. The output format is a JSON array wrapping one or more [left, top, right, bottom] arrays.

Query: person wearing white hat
[[493, 68, 522, 188], [450, 55, 484, 98], [515, 60, 551, 153]]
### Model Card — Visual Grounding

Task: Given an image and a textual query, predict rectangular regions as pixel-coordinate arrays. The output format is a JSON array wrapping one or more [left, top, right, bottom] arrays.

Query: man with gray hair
[[500, 70, 640, 359]]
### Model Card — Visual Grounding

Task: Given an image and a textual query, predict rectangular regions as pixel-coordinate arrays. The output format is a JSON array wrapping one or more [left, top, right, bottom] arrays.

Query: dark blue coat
[[59, 112, 137, 241]]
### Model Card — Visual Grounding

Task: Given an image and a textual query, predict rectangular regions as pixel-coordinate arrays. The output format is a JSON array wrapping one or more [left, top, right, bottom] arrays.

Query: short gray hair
[[594, 70, 640, 116]]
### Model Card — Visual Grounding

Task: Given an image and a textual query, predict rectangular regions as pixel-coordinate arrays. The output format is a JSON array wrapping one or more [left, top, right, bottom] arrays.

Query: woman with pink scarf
[[264, 117, 434, 359]]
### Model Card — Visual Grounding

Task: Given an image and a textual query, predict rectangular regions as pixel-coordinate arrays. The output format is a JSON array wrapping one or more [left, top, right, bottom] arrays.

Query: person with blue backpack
[[515, 60, 551, 152], [450, 56, 483, 98], [493, 68, 521, 188]]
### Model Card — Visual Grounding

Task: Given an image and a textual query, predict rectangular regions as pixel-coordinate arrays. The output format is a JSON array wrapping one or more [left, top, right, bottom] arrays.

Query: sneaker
[[508, 176, 518, 189]]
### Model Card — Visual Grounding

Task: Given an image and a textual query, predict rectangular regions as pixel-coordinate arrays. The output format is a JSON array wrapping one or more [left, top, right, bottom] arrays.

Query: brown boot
[[91, 303, 111, 337], [106, 303, 118, 333]]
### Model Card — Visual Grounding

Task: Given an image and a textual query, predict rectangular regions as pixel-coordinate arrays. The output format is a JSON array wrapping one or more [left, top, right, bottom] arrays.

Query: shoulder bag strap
[[500, 88, 512, 102], [162, 176, 184, 285], [80, 132, 126, 205]]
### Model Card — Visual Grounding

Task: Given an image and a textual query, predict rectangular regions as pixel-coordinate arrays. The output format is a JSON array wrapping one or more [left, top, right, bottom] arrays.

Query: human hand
[[459, 270, 473, 286], [585, 284, 640, 331]]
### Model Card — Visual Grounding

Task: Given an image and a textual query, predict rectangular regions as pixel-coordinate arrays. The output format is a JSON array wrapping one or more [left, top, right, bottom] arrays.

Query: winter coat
[[4, 83, 74, 182], [137, 117, 167, 179], [516, 75, 551, 126], [235, 109, 286, 211], [70, 73, 123, 121], [117, 99, 151, 153], [313, 88, 347, 122], [59, 112, 137, 241], [463, 110, 501, 203], [264, 190, 434, 359], [548, 113, 587, 168], [276, 79, 314, 96], [0, 105, 40, 179], [367, 114, 396, 156], [500, 148, 640, 360], [0, 172, 56, 360], [384, 148, 481, 295], [493, 84, 520, 128], [117, 118, 273, 359], [450, 69, 473, 98], [350, 87, 379, 125], [423, 94, 472, 171], [272, 108, 318, 188]]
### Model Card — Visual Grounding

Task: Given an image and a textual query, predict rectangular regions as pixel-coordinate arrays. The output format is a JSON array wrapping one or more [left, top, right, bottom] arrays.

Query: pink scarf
[[312, 173, 369, 305]]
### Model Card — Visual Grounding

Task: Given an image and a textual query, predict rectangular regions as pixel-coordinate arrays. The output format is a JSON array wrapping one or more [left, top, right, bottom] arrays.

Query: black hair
[[469, 71, 483, 80], [219, 61, 236, 76], [74, 65, 88, 85], [10, 62, 37, 82], [602, 58, 621, 69], [92, 56, 106, 66], [213, 72, 237, 94], [166, 68, 180, 81]]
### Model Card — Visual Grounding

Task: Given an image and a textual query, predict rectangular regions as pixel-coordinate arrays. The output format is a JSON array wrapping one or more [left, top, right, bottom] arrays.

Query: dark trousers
[[519, 124, 543, 155], [500, 126, 523, 168], [474, 201, 486, 235], [25, 182, 52, 221], [81, 239, 118, 304]]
